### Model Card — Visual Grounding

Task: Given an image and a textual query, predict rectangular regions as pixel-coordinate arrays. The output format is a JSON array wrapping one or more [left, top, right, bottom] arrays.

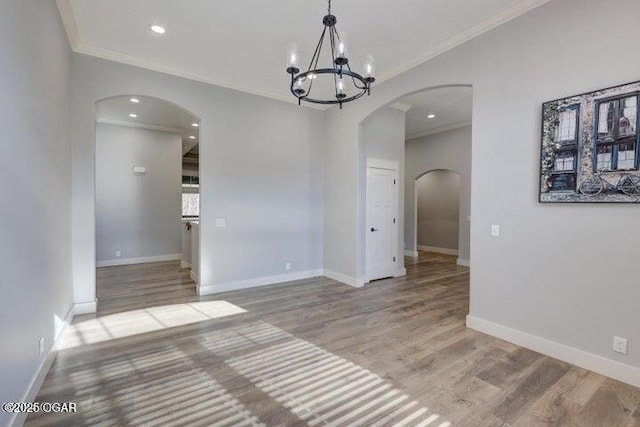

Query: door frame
[[365, 157, 400, 283]]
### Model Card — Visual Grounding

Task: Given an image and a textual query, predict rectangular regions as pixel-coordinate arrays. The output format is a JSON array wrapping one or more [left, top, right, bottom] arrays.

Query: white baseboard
[[394, 268, 407, 277], [323, 269, 365, 288], [190, 270, 199, 285], [404, 250, 419, 257], [73, 300, 97, 315], [181, 260, 192, 269], [466, 315, 640, 389], [417, 245, 459, 255], [457, 258, 470, 267], [9, 306, 75, 427], [96, 253, 182, 267], [199, 269, 323, 295]]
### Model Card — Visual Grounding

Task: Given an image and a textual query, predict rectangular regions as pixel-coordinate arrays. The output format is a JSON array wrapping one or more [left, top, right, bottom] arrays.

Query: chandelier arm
[[346, 62, 367, 90], [328, 26, 340, 97], [311, 26, 328, 73], [306, 26, 328, 97]]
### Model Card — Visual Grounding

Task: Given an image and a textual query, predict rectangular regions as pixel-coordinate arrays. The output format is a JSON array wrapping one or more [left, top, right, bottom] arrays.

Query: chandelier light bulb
[[336, 77, 346, 99], [293, 78, 306, 95], [286, 43, 299, 74], [364, 55, 376, 79], [337, 31, 348, 59]]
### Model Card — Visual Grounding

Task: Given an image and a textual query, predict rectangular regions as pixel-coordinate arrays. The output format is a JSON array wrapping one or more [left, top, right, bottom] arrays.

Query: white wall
[[96, 124, 181, 264], [323, 0, 640, 383], [0, 1, 72, 425], [71, 54, 325, 302], [405, 126, 471, 260], [416, 170, 460, 251], [358, 107, 406, 279]]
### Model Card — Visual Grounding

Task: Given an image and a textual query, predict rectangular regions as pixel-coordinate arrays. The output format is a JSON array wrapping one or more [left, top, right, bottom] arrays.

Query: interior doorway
[[415, 169, 461, 255], [93, 95, 201, 312], [365, 159, 399, 281]]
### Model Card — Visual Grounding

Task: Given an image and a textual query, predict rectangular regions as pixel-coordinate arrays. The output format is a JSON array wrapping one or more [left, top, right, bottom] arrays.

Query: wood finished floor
[[27, 252, 640, 426]]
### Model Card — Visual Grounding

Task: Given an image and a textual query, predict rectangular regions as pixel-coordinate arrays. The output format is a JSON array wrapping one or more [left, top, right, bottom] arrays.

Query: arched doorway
[[414, 169, 461, 256], [93, 95, 201, 312]]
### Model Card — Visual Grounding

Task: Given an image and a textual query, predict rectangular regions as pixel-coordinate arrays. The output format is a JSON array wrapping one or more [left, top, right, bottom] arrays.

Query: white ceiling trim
[[406, 120, 472, 141], [376, 0, 552, 85], [56, 0, 79, 49], [57, 0, 550, 109], [74, 43, 327, 110], [96, 118, 186, 134]]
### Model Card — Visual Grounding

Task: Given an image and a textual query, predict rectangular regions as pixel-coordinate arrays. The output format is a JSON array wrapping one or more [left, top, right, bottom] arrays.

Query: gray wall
[[0, 1, 72, 425], [96, 124, 181, 263], [358, 107, 406, 278], [71, 54, 324, 302], [416, 170, 460, 250], [323, 0, 640, 372], [405, 126, 471, 260]]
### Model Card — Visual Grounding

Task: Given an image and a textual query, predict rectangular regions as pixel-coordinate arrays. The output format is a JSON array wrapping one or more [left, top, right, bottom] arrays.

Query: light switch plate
[[491, 224, 501, 237], [215, 218, 226, 227]]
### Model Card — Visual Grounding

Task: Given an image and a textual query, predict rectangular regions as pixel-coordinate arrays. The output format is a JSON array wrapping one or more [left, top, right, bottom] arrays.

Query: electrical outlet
[[491, 224, 501, 237], [116, 250, 121, 257], [285, 262, 291, 271], [39, 337, 45, 355], [613, 336, 628, 355]]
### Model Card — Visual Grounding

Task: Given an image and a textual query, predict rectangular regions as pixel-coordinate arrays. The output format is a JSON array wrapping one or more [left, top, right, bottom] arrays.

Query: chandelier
[[286, 0, 375, 109]]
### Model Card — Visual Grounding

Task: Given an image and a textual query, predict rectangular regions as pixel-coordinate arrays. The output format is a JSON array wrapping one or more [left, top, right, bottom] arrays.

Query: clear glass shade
[[286, 43, 299, 69], [336, 77, 346, 95], [364, 55, 376, 78], [337, 31, 348, 59]]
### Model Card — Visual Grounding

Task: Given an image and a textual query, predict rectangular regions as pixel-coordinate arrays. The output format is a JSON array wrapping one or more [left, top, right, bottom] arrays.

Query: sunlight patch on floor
[[59, 301, 247, 349], [227, 332, 453, 427]]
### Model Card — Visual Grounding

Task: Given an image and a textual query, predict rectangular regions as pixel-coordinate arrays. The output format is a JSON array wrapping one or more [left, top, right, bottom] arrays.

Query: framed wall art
[[539, 80, 640, 203]]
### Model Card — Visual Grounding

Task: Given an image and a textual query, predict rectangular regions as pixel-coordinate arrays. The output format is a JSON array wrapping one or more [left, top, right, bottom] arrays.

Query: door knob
[[370, 227, 379, 232]]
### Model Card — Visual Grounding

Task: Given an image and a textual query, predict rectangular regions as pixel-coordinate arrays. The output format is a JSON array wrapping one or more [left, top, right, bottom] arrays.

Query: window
[[554, 151, 575, 172], [182, 175, 199, 219], [548, 105, 579, 192], [555, 108, 577, 142], [595, 95, 639, 170]]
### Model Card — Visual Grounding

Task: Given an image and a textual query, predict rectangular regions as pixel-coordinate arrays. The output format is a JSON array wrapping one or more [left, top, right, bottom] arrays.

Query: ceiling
[[95, 95, 200, 155], [59, 0, 549, 106], [396, 86, 473, 140]]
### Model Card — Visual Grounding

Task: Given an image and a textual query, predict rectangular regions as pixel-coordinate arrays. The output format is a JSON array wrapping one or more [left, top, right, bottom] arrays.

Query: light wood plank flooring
[[27, 252, 640, 426]]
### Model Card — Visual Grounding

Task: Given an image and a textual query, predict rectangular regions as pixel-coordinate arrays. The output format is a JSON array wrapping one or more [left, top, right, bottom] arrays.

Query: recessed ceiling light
[[130, 97, 140, 103], [189, 136, 196, 139], [150, 25, 166, 34], [191, 123, 199, 127], [427, 114, 436, 119], [129, 113, 138, 118]]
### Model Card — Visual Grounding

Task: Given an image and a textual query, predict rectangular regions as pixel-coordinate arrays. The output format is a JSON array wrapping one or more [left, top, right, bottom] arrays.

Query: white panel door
[[366, 165, 398, 281]]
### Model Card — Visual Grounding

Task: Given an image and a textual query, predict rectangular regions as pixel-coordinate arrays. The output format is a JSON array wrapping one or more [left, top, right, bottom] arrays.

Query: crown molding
[[406, 120, 472, 141], [73, 43, 328, 111], [56, 0, 79, 49], [96, 118, 186, 134], [58, 0, 550, 110], [389, 102, 413, 112], [375, 0, 552, 85]]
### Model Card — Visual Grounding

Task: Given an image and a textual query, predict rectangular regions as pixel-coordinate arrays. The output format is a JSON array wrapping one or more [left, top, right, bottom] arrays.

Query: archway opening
[[357, 85, 472, 282], [414, 169, 461, 256], [93, 95, 201, 313]]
